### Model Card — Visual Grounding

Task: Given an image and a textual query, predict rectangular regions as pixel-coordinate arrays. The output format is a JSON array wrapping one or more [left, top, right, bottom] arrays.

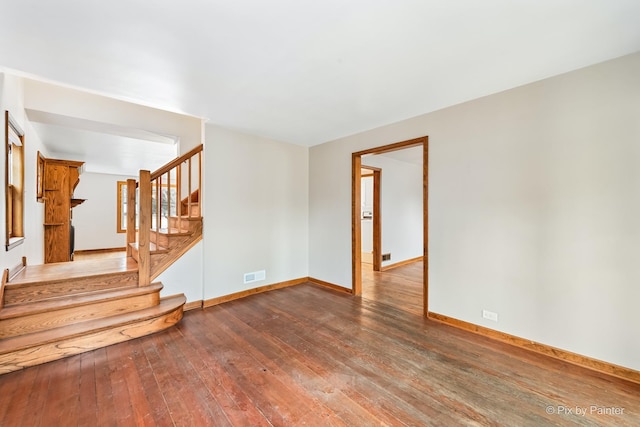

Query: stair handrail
[[150, 144, 203, 181], [1, 257, 27, 309], [128, 145, 203, 287]]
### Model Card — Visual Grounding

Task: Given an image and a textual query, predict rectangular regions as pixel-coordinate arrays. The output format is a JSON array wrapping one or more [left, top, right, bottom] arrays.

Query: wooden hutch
[[38, 153, 86, 263]]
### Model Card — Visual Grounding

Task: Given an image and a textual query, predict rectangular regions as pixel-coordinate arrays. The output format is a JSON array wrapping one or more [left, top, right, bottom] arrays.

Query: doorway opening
[[360, 166, 381, 271], [352, 136, 428, 315]]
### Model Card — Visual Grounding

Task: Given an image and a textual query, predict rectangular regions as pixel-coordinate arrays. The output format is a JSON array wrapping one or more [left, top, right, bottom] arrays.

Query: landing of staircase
[[9, 257, 138, 285]]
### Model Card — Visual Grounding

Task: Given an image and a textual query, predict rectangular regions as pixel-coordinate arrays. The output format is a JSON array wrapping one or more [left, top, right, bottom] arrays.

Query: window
[[117, 180, 138, 233], [5, 111, 25, 250], [117, 180, 177, 232], [151, 182, 177, 229]]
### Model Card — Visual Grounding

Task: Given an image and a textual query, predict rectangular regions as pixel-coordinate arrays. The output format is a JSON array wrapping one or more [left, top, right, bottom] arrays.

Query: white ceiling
[[2, 0, 640, 149], [26, 110, 178, 176]]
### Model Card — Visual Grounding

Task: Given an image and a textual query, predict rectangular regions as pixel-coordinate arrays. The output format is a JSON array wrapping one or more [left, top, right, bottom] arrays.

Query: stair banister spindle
[[161, 173, 165, 230], [126, 145, 202, 288], [177, 163, 182, 229], [198, 150, 202, 216], [126, 179, 137, 257], [156, 175, 161, 234], [167, 170, 172, 233], [187, 157, 192, 218]]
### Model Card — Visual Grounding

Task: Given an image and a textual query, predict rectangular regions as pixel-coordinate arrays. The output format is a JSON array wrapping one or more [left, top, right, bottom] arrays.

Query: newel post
[[126, 179, 137, 258], [138, 170, 152, 287]]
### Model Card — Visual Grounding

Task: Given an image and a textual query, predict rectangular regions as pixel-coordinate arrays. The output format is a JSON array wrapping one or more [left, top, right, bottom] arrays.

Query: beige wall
[[362, 153, 423, 267], [202, 124, 309, 300], [309, 52, 640, 371], [4, 51, 639, 372]]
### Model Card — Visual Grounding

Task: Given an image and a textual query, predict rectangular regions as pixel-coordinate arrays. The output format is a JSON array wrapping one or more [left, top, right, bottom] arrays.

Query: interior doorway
[[352, 136, 428, 315], [360, 166, 381, 271]]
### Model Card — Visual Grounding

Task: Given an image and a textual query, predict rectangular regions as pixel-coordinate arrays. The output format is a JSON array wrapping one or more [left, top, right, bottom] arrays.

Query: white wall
[[361, 175, 373, 253], [362, 154, 422, 266], [0, 73, 47, 269], [73, 172, 135, 251], [156, 240, 203, 303], [23, 79, 202, 152], [203, 124, 309, 300], [309, 52, 640, 371]]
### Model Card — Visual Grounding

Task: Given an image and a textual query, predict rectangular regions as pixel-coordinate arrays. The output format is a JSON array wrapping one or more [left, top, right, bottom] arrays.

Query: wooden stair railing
[[0, 258, 185, 374], [0, 146, 202, 374], [1, 257, 27, 310], [127, 144, 203, 285]]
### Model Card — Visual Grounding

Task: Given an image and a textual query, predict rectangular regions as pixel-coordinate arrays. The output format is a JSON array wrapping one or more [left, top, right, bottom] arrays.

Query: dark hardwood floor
[[1, 261, 639, 426]]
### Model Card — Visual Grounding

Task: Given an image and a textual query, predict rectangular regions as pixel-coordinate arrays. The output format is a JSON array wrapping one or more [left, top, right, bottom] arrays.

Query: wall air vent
[[244, 270, 266, 284]]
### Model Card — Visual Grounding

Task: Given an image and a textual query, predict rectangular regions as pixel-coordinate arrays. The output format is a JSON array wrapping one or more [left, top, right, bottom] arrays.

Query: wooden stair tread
[[0, 283, 163, 319], [171, 215, 202, 221], [8, 257, 138, 286], [154, 227, 192, 236], [0, 294, 186, 355], [129, 242, 169, 253]]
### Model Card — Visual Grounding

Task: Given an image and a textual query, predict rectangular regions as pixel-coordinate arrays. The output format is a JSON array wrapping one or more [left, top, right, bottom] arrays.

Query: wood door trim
[[372, 169, 381, 271], [352, 136, 429, 315], [352, 155, 362, 296], [353, 136, 426, 156]]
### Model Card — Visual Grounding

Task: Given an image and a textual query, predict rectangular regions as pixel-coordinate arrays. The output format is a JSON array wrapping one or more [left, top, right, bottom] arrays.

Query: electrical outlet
[[482, 309, 498, 322]]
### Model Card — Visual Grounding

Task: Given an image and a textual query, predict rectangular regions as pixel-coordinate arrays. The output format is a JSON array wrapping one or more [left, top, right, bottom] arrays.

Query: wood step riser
[[130, 244, 140, 262], [130, 218, 202, 280], [180, 203, 200, 217], [131, 232, 202, 266], [150, 232, 190, 248], [0, 304, 184, 374], [130, 218, 201, 262], [3, 272, 139, 305], [168, 216, 201, 230], [129, 244, 168, 263], [0, 291, 160, 339], [150, 231, 203, 280]]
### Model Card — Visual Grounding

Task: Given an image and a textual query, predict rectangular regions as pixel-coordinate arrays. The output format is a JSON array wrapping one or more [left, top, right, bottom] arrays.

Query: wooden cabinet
[[39, 155, 85, 263]]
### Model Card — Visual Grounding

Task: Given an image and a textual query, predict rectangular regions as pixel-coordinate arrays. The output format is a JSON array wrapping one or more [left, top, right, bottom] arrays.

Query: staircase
[[130, 208, 203, 281], [0, 145, 203, 374]]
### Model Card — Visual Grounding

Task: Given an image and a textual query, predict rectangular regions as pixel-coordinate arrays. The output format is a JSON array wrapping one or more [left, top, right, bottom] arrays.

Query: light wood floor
[[362, 261, 423, 316], [74, 249, 128, 261], [9, 255, 137, 285], [1, 262, 639, 425]]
